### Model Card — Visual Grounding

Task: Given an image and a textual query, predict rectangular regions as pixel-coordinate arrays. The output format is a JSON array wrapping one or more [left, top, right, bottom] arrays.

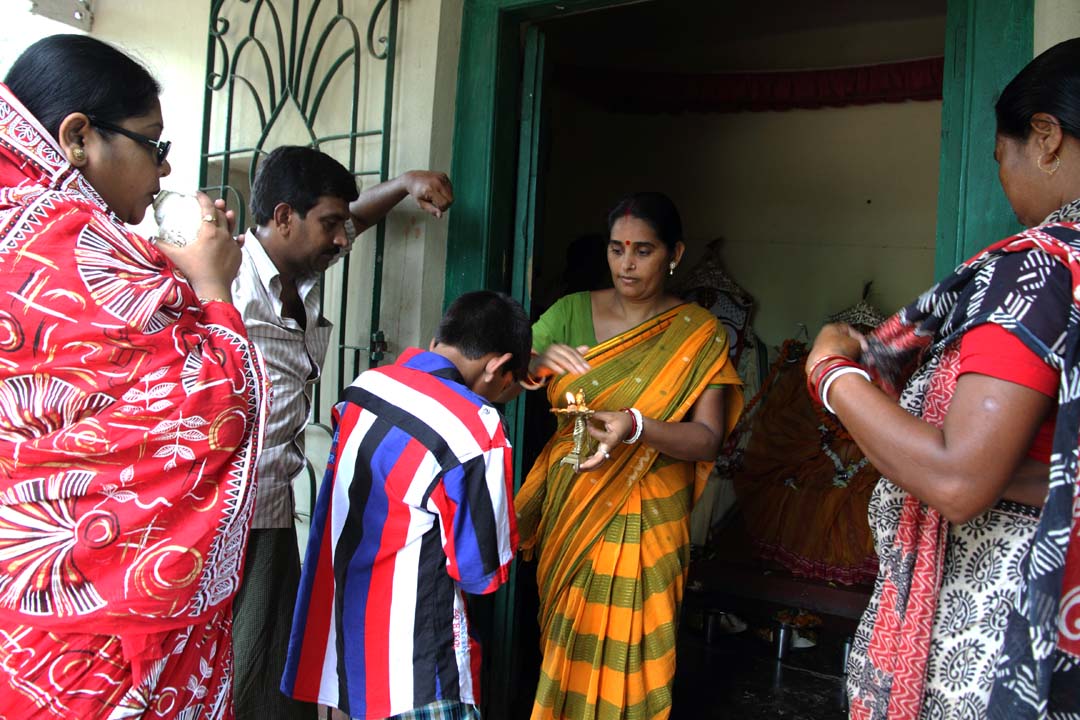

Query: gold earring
[[1039, 153, 1061, 176], [71, 147, 86, 163]]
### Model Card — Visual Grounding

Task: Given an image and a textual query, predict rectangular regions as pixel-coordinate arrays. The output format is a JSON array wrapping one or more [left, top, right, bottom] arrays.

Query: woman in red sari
[[0, 35, 267, 718]]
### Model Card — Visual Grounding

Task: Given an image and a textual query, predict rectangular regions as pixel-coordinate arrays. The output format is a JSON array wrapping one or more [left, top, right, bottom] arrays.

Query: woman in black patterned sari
[[806, 39, 1080, 720]]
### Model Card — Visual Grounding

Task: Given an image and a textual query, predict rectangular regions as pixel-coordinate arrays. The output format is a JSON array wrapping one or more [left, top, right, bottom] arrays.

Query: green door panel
[[936, 0, 1033, 276], [445, 0, 645, 304]]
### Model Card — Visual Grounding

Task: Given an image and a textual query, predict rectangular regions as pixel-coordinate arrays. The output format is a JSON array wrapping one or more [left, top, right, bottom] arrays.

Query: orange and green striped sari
[[516, 301, 742, 720]]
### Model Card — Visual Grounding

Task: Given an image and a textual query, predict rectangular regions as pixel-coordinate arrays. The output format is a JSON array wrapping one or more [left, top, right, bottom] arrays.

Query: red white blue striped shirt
[[281, 349, 517, 719]]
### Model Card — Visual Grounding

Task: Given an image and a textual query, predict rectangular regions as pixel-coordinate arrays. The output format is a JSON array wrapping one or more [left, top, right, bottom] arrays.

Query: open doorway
[[526, 0, 947, 561], [447, 0, 1034, 716], [510, 0, 945, 716]]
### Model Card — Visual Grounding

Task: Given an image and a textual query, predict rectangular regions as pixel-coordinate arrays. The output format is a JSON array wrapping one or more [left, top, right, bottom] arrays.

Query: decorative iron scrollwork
[[200, 0, 399, 422]]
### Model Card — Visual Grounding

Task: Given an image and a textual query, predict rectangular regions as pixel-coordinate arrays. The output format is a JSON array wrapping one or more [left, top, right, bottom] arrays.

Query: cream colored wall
[[0, 1, 206, 235], [1035, 0, 1080, 53], [540, 16, 945, 349], [0, 3, 75, 72], [92, 0, 207, 199], [380, 0, 463, 354], [540, 94, 941, 348]]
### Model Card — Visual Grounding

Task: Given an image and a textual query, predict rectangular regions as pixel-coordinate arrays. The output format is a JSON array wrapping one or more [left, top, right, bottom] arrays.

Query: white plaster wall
[[0, 0, 208, 237], [538, 15, 945, 349], [379, 0, 462, 359], [92, 0, 207, 198], [0, 2, 76, 72], [1035, 0, 1080, 54]]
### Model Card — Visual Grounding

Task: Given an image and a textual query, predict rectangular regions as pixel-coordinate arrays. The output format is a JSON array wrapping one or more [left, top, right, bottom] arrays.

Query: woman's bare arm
[[823, 369, 1051, 523]]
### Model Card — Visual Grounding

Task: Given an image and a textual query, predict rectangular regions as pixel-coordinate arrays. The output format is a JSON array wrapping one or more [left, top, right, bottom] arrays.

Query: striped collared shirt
[[232, 230, 330, 528], [281, 349, 517, 719]]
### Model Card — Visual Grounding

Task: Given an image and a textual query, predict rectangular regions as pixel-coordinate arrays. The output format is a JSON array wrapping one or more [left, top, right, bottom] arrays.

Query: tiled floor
[[672, 602, 849, 719]]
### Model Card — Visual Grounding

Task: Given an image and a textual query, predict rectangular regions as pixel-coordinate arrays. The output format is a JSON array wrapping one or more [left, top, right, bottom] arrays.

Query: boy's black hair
[[435, 291, 531, 378], [250, 146, 359, 225]]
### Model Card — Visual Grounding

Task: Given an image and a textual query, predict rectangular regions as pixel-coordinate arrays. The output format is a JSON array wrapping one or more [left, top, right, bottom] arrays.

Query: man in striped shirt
[[282, 291, 530, 720]]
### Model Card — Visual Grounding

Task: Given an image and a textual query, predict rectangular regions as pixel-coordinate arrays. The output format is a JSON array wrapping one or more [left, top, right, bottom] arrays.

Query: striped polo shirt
[[282, 348, 517, 719]]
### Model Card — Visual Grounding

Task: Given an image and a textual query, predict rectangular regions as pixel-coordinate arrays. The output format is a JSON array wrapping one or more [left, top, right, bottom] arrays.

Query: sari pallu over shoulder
[[0, 83, 269, 639], [516, 303, 742, 625], [855, 216, 1080, 720]]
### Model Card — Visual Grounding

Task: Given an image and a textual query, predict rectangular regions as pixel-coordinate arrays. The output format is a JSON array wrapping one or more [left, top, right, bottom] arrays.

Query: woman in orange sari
[[516, 192, 743, 720]]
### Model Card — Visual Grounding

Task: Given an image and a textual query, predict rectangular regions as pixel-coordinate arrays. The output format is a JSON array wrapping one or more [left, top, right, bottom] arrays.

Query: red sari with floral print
[[0, 85, 268, 718]]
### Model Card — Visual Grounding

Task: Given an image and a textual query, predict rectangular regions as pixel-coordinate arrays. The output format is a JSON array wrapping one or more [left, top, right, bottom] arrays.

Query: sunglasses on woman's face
[[88, 117, 171, 166]]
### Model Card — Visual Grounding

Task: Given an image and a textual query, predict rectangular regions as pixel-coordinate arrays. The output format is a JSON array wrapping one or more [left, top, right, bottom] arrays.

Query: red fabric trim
[[960, 324, 1058, 396], [557, 57, 944, 114], [959, 324, 1056, 462]]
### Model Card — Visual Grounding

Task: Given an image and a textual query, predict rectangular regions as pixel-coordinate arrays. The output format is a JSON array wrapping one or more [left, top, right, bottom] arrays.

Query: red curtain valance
[[556, 56, 944, 114]]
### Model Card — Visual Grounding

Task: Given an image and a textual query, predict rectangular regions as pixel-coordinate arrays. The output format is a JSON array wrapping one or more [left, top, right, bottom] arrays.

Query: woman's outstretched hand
[[155, 192, 241, 303], [577, 409, 635, 471], [533, 343, 591, 378]]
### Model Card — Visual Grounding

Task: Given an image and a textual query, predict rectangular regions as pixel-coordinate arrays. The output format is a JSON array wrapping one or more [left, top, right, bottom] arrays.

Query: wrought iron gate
[[199, 0, 399, 428]]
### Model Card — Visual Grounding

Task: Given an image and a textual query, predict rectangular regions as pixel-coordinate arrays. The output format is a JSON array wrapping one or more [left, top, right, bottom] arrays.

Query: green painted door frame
[[446, 0, 1034, 715], [444, 0, 644, 305], [937, 0, 1033, 275]]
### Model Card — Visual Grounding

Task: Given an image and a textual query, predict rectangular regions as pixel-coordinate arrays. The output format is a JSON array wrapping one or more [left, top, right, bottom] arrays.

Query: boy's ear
[[483, 352, 513, 381]]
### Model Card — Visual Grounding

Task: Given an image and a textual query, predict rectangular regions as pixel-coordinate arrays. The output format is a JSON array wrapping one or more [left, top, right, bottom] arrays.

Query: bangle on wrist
[[519, 353, 551, 390], [519, 372, 549, 391], [805, 354, 853, 397], [621, 407, 644, 444], [810, 358, 860, 405], [820, 366, 871, 414]]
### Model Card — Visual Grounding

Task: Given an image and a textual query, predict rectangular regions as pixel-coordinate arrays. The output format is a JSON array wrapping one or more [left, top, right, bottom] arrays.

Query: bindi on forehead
[[624, 240, 631, 247]]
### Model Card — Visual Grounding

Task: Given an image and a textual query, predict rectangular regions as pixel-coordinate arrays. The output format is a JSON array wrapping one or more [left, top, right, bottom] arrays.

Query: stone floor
[[671, 605, 850, 719]]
